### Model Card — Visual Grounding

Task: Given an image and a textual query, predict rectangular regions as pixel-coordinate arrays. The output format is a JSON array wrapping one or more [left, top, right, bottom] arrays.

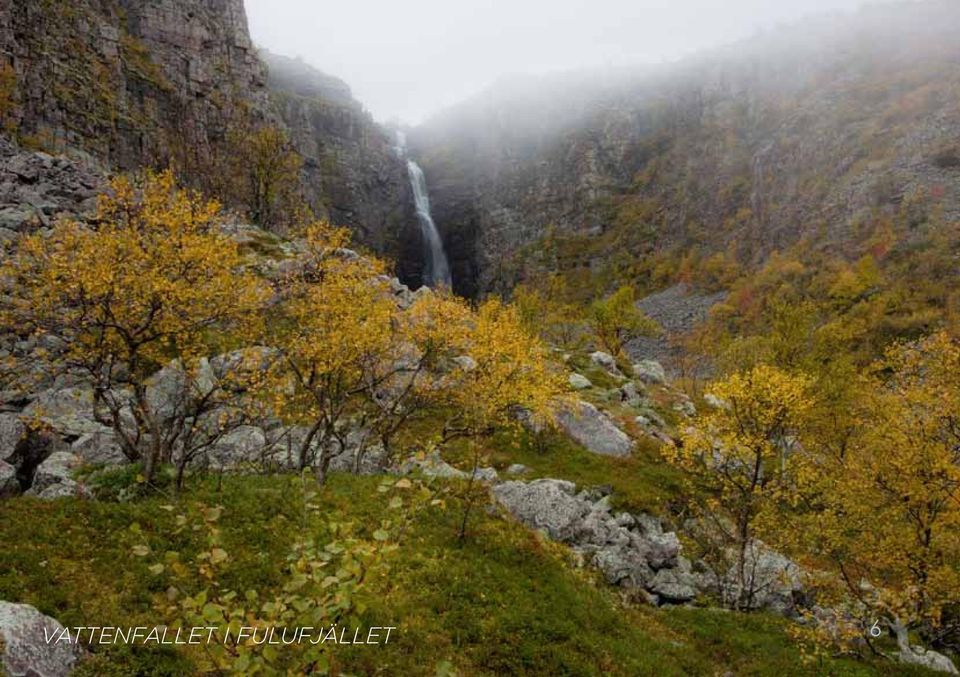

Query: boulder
[[493, 479, 695, 604], [0, 601, 82, 677], [492, 479, 588, 541], [673, 398, 696, 418], [209, 426, 267, 468], [33, 480, 87, 500], [21, 387, 98, 435], [0, 413, 26, 462], [703, 393, 728, 410], [899, 645, 958, 674], [556, 401, 634, 457], [568, 373, 592, 390], [0, 460, 19, 497], [649, 562, 698, 603], [632, 360, 666, 385], [505, 463, 530, 476], [27, 451, 81, 494], [71, 429, 128, 466], [452, 355, 478, 372], [618, 382, 644, 407], [590, 351, 624, 377], [325, 428, 387, 475]]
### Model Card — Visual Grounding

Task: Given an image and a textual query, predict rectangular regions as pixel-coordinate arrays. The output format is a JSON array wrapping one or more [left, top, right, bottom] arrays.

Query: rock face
[[0, 0, 271, 174], [555, 401, 634, 457], [411, 2, 960, 296], [0, 601, 82, 677], [261, 51, 417, 262], [0, 4, 414, 260], [493, 480, 697, 604]]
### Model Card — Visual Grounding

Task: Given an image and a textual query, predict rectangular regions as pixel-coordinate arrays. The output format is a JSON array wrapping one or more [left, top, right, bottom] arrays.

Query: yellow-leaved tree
[[588, 285, 660, 358], [789, 332, 960, 659], [442, 299, 565, 539], [668, 364, 813, 610], [0, 171, 271, 485], [266, 222, 397, 478]]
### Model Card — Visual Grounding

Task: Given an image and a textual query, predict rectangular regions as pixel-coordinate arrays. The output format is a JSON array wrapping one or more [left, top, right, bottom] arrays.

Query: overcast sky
[[245, 0, 872, 124]]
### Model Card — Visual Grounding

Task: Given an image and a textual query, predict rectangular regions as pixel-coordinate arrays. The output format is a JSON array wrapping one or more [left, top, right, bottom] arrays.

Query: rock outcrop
[[555, 401, 634, 457], [493, 479, 697, 605], [261, 51, 417, 262], [0, 601, 82, 677], [1, 0, 272, 173]]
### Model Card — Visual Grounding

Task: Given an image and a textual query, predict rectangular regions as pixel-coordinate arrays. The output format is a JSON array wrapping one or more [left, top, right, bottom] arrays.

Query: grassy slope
[[0, 473, 925, 676]]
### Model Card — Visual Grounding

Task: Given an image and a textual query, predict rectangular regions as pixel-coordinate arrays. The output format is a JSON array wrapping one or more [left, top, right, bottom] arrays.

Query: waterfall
[[395, 132, 452, 289]]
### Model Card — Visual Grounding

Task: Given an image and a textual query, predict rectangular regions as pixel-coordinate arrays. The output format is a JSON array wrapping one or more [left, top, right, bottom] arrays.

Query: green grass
[[442, 424, 686, 516], [0, 473, 928, 675]]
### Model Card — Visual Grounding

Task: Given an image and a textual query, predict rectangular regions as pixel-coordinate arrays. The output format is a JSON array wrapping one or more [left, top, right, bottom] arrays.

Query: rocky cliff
[[410, 0, 960, 296], [0, 0, 272, 171], [261, 51, 418, 265], [0, 0, 416, 265]]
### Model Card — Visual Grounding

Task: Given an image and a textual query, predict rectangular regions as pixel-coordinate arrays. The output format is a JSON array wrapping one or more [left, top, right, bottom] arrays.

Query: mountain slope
[[410, 0, 960, 297]]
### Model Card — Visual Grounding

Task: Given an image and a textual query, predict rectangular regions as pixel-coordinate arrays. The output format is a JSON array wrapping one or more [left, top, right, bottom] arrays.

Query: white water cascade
[[395, 132, 452, 289]]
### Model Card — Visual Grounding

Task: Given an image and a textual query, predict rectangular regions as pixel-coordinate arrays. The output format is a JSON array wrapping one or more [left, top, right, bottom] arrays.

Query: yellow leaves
[[588, 285, 660, 357], [5, 170, 270, 375], [449, 298, 565, 432]]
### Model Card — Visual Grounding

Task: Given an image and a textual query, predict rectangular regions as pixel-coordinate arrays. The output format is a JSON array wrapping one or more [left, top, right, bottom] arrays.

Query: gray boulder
[[556, 401, 634, 457], [899, 645, 958, 674], [493, 479, 695, 605], [209, 425, 266, 468], [649, 561, 698, 603], [633, 360, 666, 385], [590, 351, 624, 378], [0, 460, 19, 497], [21, 387, 98, 436], [27, 451, 81, 495], [505, 463, 530, 476], [0, 413, 26, 462], [492, 479, 588, 541], [568, 373, 592, 390], [618, 382, 644, 407], [0, 601, 82, 677], [71, 430, 128, 466]]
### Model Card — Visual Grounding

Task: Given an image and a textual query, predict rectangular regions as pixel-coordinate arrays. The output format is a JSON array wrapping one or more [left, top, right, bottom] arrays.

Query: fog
[[245, 0, 872, 124]]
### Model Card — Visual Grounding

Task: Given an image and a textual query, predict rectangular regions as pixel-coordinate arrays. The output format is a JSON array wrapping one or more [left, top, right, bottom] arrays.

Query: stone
[[209, 426, 267, 468], [325, 428, 387, 475], [568, 373, 592, 390], [590, 351, 623, 377], [899, 645, 958, 674], [556, 401, 634, 457], [492, 479, 588, 541], [0, 601, 82, 677], [398, 451, 500, 482], [0, 413, 26, 462], [71, 430, 129, 466], [21, 387, 98, 436], [703, 393, 728, 410], [649, 565, 698, 603], [34, 479, 87, 500], [505, 463, 530, 476], [471, 466, 499, 482], [0, 460, 19, 497], [493, 478, 695, 604], [632, 360, 666, 385], [28, 451, 80, 494], [618, 381, 643, 407], [452, 355, 478, 372], [674, 398, 696, 417]]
